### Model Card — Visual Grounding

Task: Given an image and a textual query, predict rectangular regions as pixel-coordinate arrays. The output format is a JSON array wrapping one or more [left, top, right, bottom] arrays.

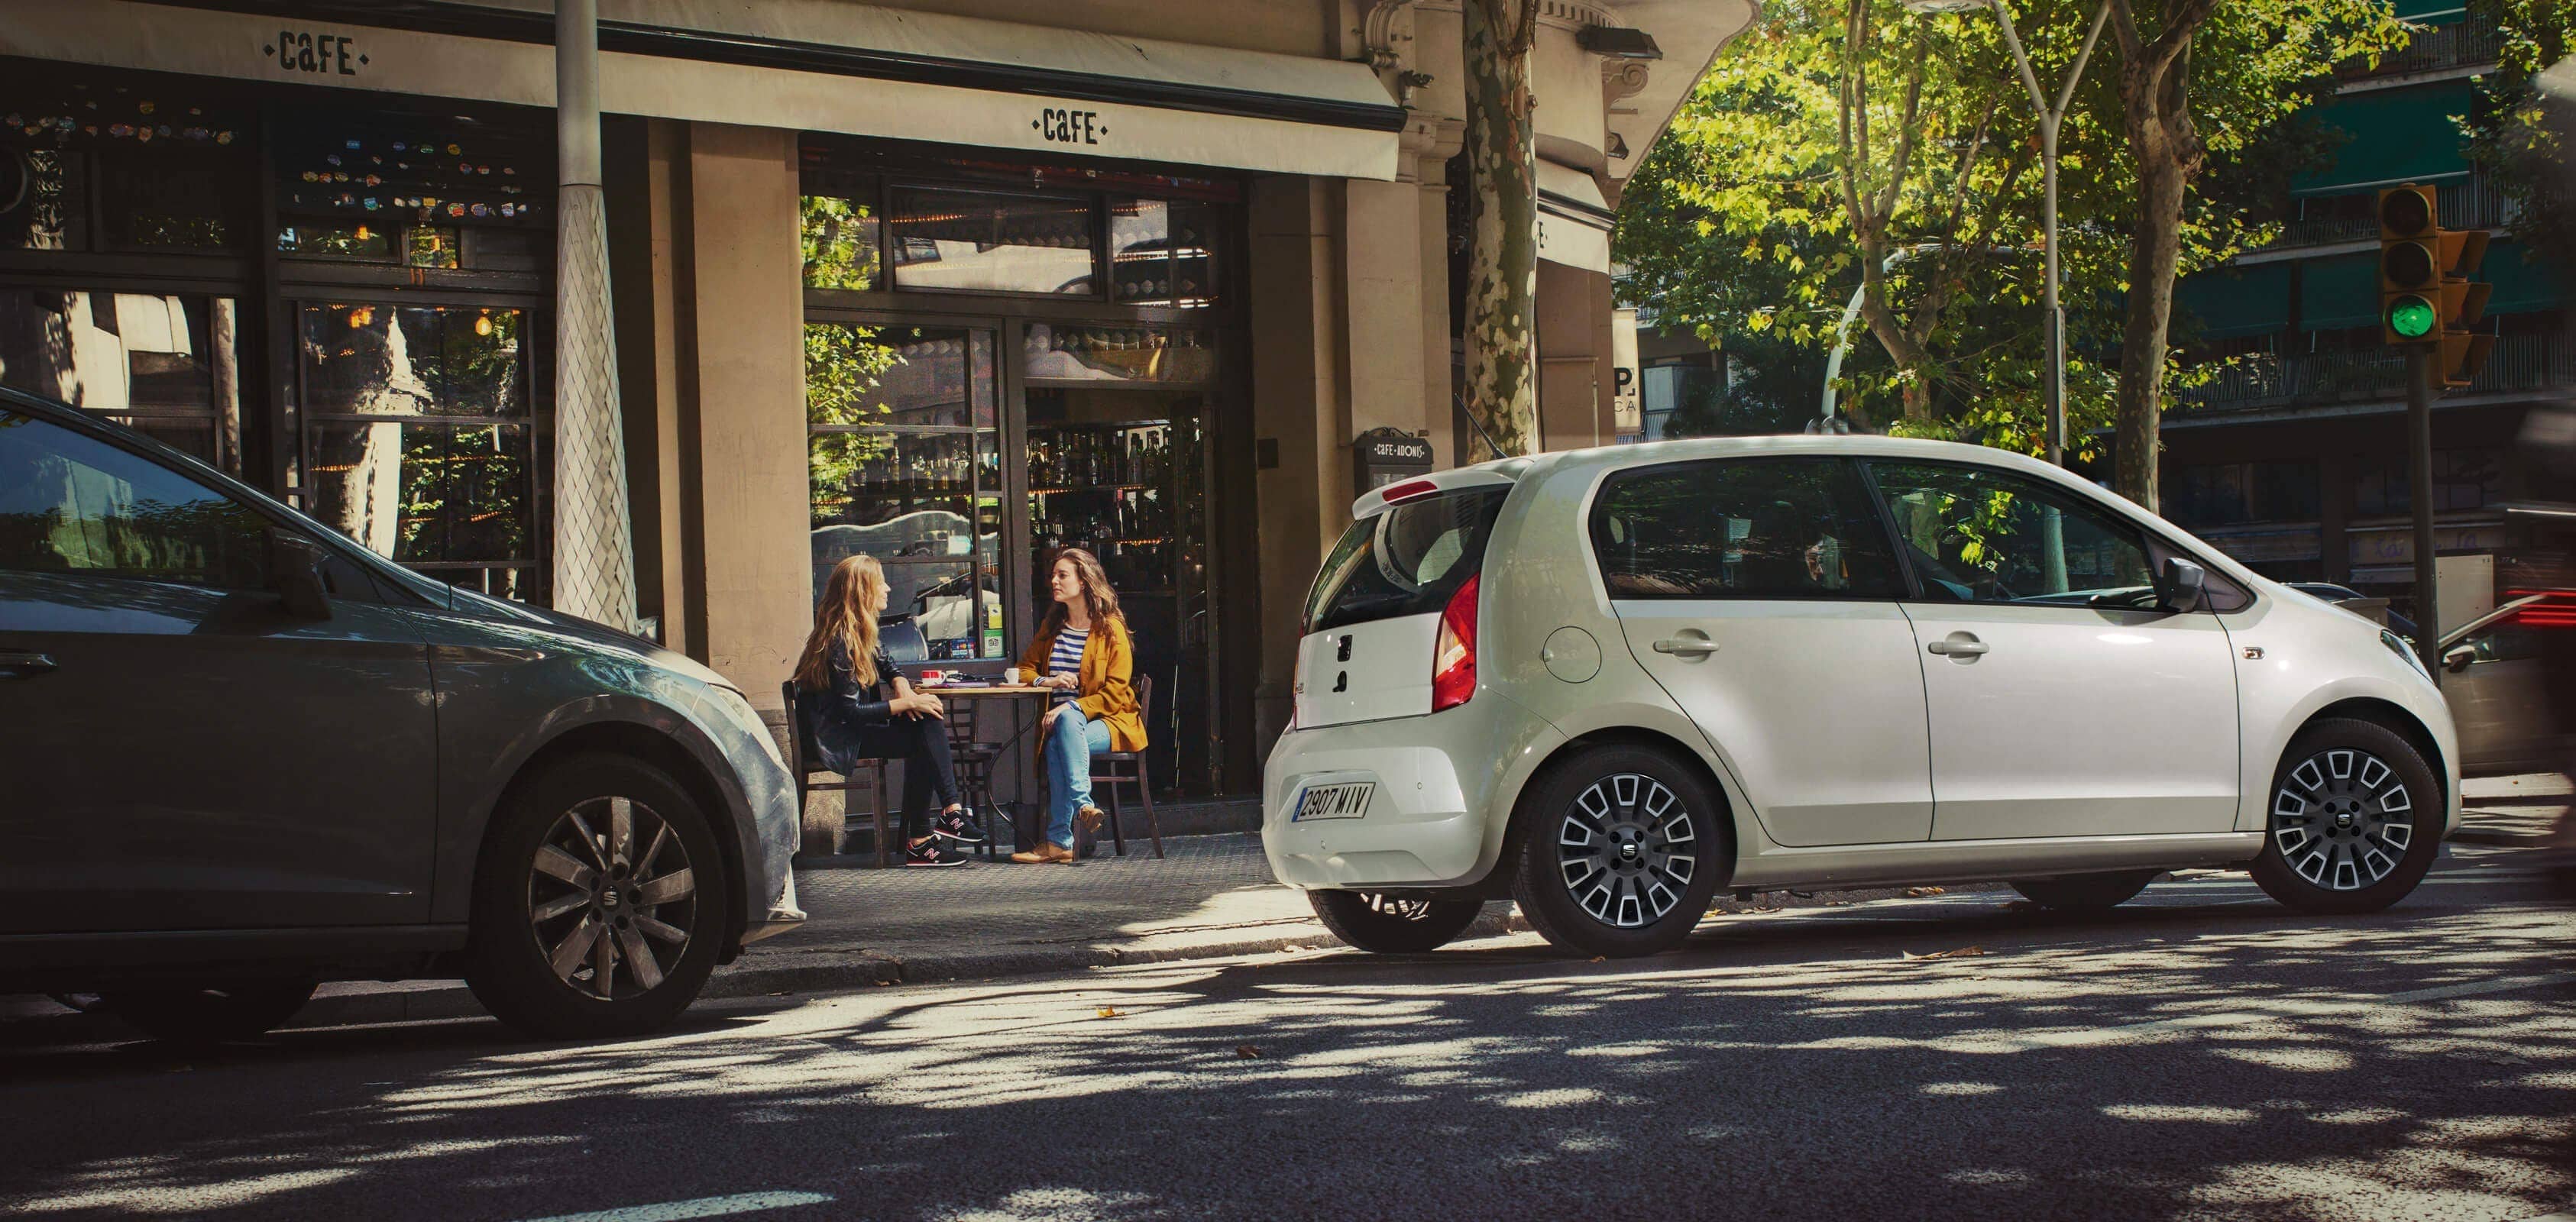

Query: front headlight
[[2381, 629, 2432, 681]]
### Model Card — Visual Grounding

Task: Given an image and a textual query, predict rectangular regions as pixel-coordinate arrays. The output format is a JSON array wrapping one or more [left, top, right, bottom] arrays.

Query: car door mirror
[[268, 530, 334, 620], [2154, 556, 2209, 613], [2442, 644, 2476, 674]]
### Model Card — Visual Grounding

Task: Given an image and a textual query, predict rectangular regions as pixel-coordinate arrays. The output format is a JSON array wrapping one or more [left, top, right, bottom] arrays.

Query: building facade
[[2166, 0, 2575, 625], [0, 0, 1755, 797]]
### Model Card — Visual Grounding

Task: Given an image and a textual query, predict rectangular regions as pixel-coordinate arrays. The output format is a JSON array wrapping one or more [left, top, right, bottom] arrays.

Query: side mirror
[[2442, 645, 2476, 674], [2154, 556, 2209, 613], [268, 530, 334, 620]]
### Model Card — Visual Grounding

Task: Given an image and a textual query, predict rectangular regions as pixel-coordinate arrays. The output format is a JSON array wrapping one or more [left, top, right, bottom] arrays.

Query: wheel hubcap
[[2272, 748, 2413, 892], [1557, 774, 1696, 929], [528, 796, 697, 1001]]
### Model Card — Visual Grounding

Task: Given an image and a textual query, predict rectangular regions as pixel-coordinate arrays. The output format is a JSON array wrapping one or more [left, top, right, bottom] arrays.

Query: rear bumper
[[1261, 695, 1565, 890]]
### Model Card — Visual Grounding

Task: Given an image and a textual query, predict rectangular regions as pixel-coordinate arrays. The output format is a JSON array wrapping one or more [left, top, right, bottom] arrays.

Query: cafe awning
[[2176, 263, 2293, 338], [2293, 81, 2475, 197], [2, 0, 1408, 180]]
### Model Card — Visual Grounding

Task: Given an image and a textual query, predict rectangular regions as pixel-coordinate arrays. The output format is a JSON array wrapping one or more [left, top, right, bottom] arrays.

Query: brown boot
[[1010, 842, 1076, 865], [1076, 805, 1105, 836]]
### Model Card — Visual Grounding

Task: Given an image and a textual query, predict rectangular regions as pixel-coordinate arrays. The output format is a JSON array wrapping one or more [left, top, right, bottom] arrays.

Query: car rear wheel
[[1308, 891, 1485, 953], [1511, 745, 1725, 959], [2251, 718, 2441, 916], [2011, 869, 2161, 911], [95, 980, 316, 1043], [464, 754, 730, 1040]]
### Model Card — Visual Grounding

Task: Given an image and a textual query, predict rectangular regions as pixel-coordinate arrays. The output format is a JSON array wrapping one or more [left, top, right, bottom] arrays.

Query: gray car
[[0, 387, 803, 1040], [2438, 594, 2576, 777]]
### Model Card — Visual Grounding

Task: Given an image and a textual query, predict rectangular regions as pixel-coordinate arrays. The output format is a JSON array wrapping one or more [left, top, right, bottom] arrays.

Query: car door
[[0, 407, 439, 933], [1596, 456, 1934, 846], [1862, 460, 2241, 841], [2444, 615, 2553, 774]]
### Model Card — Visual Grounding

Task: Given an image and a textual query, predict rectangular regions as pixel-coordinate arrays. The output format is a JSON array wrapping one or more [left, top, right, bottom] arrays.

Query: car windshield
[[1303, 487, 1507, 634]]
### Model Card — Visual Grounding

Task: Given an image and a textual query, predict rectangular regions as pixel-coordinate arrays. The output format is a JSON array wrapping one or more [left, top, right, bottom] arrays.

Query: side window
[[2472, 625, 2538, 664], [1866, 461, 2156, 606], [0, 409, 270, 590], [1591, 457, 1903, 599]]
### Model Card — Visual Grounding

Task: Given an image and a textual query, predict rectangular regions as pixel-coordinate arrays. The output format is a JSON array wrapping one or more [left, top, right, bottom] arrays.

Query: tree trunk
[[1463, 0, 1540, 459], [2114, 150, 2188, 512]]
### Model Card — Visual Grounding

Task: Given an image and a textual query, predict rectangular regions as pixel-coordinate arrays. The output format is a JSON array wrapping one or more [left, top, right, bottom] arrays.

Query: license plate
[[1293, 781, 1374, 821]]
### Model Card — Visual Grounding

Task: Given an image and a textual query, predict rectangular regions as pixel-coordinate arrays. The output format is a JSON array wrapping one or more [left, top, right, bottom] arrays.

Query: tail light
[[1432, 574, 1480, 713]]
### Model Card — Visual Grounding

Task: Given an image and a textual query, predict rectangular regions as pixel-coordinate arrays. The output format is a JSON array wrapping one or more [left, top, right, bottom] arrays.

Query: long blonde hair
[[1037, 546, 1123, 641], [795, 555, 886, 690]]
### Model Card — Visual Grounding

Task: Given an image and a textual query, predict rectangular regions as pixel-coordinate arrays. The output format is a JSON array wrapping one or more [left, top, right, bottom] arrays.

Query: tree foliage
[[2468, 0, 2576, 280]]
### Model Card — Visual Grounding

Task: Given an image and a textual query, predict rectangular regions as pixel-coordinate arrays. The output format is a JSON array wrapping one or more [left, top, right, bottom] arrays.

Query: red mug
[[918, 669, 945, 685]]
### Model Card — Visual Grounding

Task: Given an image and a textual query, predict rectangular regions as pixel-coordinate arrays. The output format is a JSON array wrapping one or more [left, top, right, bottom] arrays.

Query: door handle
[[0, 651, 57, 678], [1653, 638, 1720, 658], [1926, 635, 1989, 658]]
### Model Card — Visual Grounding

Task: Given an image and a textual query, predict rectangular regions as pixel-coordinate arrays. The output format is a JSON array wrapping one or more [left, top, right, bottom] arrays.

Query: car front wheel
[[1309, 891, 1485, 953], [2251, 718, 2442, 915], [464, 754, 730, 1040], [1511, 745, 1725, 959]]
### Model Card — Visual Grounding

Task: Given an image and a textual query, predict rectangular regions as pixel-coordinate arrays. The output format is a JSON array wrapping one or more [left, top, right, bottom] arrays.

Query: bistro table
[[913, 681, 1055, 859]]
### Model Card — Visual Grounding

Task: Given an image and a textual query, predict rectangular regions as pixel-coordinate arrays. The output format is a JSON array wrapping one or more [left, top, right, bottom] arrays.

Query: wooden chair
[[780, 681, 896, 867], [1089, 674, 1163, 858]]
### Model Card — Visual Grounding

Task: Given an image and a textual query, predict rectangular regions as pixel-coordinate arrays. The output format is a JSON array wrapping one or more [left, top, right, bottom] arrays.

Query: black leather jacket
[[804, 638, 900, 773]]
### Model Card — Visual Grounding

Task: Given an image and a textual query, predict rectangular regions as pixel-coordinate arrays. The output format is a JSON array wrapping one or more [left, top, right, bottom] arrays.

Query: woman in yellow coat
[[1010, 547, 1147, 863]]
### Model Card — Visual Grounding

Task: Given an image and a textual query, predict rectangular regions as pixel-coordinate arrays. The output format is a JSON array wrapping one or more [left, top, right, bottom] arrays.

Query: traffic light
[[2378, 183, 2493, 386]]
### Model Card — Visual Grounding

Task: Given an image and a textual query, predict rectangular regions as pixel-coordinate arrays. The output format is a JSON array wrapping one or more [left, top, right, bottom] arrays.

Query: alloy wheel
[[1557, 773, 1697, 928], [2271, 748, 2415, 892], [527, 795, 698, 1001]]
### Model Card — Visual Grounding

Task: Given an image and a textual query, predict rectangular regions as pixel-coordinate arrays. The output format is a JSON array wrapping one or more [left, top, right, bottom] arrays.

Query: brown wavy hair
[[794, 554, 886, 690], [1037, 546, 1122, 639]]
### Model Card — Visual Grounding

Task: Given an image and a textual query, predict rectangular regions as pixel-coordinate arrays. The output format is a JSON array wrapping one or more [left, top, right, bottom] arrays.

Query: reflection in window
[[299, 302, 536, 599], [801, 191, 880, 290], [1021, 324, 1215, 383], [1108, 197, 1218, 308], [1869, 462, 2153, 604], [888, 187, 1092, 296], [0, 409, 268, 589], [0, 289, 243, 473], [806, 321, 1003, 659], [0, 146, 89, 251], [1591, 459, 1901, 599]]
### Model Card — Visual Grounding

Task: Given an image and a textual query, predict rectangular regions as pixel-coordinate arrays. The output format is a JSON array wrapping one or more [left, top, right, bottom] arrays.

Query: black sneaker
[[933, 808, 989, 845], [905, 838, 972, 868]]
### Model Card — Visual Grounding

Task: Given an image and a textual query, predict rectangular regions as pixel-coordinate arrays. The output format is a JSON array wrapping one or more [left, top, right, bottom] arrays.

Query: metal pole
[[2406, 347, 2442, 683], [551, 0, 639, 629]]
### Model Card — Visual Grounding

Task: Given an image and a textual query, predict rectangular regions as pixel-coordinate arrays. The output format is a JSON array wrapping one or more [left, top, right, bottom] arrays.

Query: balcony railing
[[2173, 333, 2576, 413], [2267, 176, 2510, 250], [2338, 16, 2504, 79]]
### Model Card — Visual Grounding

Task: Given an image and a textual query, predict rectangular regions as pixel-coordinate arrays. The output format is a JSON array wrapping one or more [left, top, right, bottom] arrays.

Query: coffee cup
[[1003, 666, 1024, 685], [919, 669, 945, 686]]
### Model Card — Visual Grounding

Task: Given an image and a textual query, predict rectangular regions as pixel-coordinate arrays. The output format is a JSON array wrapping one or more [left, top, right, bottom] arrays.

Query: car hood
[[443, 585, 744, 695]]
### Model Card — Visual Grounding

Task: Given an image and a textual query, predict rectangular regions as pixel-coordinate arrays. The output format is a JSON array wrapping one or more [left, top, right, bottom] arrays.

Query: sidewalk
[[9, 774, 2570, 1039]]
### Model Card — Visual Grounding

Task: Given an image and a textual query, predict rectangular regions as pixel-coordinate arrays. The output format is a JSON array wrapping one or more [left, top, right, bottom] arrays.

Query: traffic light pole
[[2406, 346, 2442, 685]]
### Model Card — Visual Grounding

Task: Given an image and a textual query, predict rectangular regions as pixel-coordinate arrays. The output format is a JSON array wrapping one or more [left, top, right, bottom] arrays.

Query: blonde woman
[[1010, 548, 1147, 864], [794, 555, 979, 867]]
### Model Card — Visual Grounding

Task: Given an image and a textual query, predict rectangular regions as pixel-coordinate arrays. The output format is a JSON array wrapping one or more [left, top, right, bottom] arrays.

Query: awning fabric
[[2481, 240, 2574, 314], [2177, 263, 2292, 338], [2393, 0, 2466, 24], [1, 0, 1405, 180], [2293, 81, 2475, 197], [2300, 253, 2383, 331]]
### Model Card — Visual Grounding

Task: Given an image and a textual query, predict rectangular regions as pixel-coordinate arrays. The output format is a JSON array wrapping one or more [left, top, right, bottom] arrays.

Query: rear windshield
[[1303, 487, 1510, 635]]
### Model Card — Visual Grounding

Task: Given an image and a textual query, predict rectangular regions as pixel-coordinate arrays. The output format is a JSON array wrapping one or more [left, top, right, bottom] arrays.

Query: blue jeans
[[1044, 704, 1114, 849]]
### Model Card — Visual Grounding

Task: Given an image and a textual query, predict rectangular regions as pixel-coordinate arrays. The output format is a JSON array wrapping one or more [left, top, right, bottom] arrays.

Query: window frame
[[1586, 454, 1910, 603]]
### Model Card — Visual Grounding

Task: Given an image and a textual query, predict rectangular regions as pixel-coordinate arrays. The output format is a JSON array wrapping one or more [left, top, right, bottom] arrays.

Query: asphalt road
[[3, 853, 2571, 1222]]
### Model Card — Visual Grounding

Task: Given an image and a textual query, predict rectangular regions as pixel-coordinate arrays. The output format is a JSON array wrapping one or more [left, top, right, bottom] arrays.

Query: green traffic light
[[2388, 294, 2438, 338]]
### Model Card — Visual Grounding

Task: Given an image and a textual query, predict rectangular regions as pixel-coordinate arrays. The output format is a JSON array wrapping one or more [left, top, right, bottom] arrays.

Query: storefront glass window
[[297, 302, 538, 599], [0, 288, 244, 473], [1108, 197, 1218, 308], [801, 188, 881, 291], [1022, 323, 1216, 384], [807, 322, 1005, 659], [2356, 448, 2500, 516], [97, 149, 237, 251], [888, 187, 1093, 296], [0, 147, 91, 251]]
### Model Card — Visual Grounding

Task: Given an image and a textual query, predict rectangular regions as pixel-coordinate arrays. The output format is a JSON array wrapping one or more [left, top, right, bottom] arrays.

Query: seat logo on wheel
[[1558, 774, 1696, 928]]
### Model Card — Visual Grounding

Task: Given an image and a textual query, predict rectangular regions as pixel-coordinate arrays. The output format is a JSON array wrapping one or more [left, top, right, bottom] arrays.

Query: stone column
[[551, 0, 639, 629]]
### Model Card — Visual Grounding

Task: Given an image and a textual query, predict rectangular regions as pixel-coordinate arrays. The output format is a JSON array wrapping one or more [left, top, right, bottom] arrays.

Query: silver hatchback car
[[0, 388, 803, 1040], [1265, 437, 2460, 959]]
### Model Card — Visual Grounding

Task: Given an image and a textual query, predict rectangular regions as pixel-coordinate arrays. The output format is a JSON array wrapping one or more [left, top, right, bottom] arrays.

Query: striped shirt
[[1047, 625, 1089, 705]]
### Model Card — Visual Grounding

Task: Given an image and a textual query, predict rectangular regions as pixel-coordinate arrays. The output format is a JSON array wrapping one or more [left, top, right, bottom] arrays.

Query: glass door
[[1022, 321, 1216, 794]]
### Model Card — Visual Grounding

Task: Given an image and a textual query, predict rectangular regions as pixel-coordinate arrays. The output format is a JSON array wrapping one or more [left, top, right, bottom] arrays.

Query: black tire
[[464, 754, 731, 1040], [1309, 891, 1486, 953], [2011, 869, 2160, 911], [1510, 745, 1727, 959], [2251, 717, 2442, 915], [97, 980, 316, 1043]]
